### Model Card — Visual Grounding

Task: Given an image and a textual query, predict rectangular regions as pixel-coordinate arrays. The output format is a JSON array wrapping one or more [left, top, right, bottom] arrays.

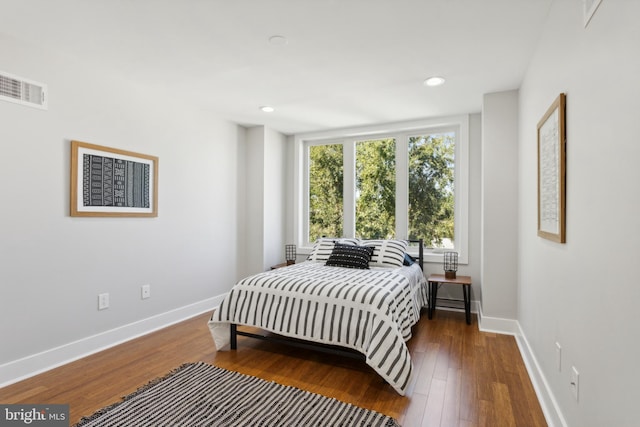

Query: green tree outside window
[[308, 132, 454, 247]]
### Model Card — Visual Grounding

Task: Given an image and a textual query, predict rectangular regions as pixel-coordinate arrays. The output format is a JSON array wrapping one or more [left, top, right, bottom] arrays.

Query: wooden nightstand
[[270, 262, 292, 270], [427, 274, 472, 325]]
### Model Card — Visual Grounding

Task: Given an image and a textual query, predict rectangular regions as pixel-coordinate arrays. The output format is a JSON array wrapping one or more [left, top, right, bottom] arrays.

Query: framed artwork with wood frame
[[70, 140, 158, 217], [537, 93, 566, 243]]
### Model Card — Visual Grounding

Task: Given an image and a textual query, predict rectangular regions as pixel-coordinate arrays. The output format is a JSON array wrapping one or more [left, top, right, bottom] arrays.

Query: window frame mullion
[[343, 140, 356, 238], [395, 133, 409, 239]]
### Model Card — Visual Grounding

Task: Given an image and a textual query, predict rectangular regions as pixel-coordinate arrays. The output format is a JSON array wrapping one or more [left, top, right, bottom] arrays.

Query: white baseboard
[[476, 303, 520, 334], [0, 295, 225, 388], [476, 303, 567, 427], [514, 324, 568, 427]]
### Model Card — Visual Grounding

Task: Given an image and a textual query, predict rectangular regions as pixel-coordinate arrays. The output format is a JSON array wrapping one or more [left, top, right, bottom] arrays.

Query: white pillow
[[361, 239, 408, 268], [307, 238, 360, 262]]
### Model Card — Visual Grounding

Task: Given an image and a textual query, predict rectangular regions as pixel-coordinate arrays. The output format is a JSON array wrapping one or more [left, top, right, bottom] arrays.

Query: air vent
[[0, 70, 47, 110]]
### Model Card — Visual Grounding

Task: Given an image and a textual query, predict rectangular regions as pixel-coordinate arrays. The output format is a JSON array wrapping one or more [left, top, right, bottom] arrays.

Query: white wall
[[263, 128, 288, 269], [422, 113, 483, 306], [0, 34, 244, 382], [245, 127, 266, 276], [518, 1, 640, 426], [244, 126, 288, 274], [481, 91, 519, 320]]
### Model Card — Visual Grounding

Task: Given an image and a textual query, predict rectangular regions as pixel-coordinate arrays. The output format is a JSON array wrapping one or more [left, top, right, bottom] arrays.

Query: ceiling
[[0, 0, 552, 135]]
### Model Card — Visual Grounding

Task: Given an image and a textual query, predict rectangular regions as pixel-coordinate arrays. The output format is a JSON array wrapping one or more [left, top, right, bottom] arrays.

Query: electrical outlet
[[141, 284, 151, 299], [570, 366, 579, 402], [555, 342, 562, 372], [98, 293, 109, 310]]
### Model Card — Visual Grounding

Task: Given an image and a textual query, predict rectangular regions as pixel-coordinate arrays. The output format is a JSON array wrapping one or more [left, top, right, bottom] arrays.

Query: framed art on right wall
[[537, 93, 566, 243], [583, 0, 603, 27]]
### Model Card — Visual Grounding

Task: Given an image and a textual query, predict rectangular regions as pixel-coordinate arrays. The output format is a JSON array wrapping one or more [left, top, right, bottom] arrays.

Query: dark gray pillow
[[325, 243, 374, 270], [403, 252, 415, 266]]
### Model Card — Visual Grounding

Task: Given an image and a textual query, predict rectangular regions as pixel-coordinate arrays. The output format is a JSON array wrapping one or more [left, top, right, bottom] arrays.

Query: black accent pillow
[[403, 253, 415, 266], [325, 243, 374, 270]]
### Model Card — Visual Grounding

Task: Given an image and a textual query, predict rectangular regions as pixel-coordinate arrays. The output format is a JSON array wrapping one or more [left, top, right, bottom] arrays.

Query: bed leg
[[230, 324, 237, 350]]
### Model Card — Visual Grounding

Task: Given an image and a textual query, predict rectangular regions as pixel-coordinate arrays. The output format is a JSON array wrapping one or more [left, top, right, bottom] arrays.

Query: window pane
[[355, 138, 396, 239], [309, 144, 343, 241], [408, 132, 455, 248]]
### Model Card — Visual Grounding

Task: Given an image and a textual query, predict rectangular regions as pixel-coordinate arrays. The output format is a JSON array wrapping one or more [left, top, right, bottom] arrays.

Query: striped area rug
[[74, 362, 401, 426]]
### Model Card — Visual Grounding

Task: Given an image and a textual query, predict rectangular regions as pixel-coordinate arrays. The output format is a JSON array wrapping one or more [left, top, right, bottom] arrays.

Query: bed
[[208, 238, 427, 395]]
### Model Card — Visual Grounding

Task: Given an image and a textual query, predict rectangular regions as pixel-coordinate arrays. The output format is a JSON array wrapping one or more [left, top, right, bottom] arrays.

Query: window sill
[[298, 246, 467, 265]]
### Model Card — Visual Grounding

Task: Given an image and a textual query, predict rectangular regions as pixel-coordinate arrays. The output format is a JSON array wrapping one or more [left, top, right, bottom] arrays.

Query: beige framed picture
[[537, 94, 566, 243], [70, 140, 158, 217]]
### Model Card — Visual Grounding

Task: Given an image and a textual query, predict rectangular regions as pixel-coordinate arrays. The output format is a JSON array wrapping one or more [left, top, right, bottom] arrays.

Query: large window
[[297, 116, 469, 263]]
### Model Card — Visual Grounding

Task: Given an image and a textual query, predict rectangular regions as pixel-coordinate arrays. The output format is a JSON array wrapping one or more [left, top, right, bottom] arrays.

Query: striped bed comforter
[[208, 261, 428, 395]]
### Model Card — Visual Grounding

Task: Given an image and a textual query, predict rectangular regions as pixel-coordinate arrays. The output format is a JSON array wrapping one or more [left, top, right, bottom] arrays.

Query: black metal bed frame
[[229, 239, 424, 359]]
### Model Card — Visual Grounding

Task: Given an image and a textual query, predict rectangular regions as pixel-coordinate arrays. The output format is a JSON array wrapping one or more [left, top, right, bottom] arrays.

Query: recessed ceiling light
[[260, 106, 275, 113], [424, 76, 446, 87], [268, 35, 288, 46]]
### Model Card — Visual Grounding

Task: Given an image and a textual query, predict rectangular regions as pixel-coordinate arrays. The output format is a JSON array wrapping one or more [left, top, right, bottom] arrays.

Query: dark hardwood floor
[[0, 309, 547, 426]]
